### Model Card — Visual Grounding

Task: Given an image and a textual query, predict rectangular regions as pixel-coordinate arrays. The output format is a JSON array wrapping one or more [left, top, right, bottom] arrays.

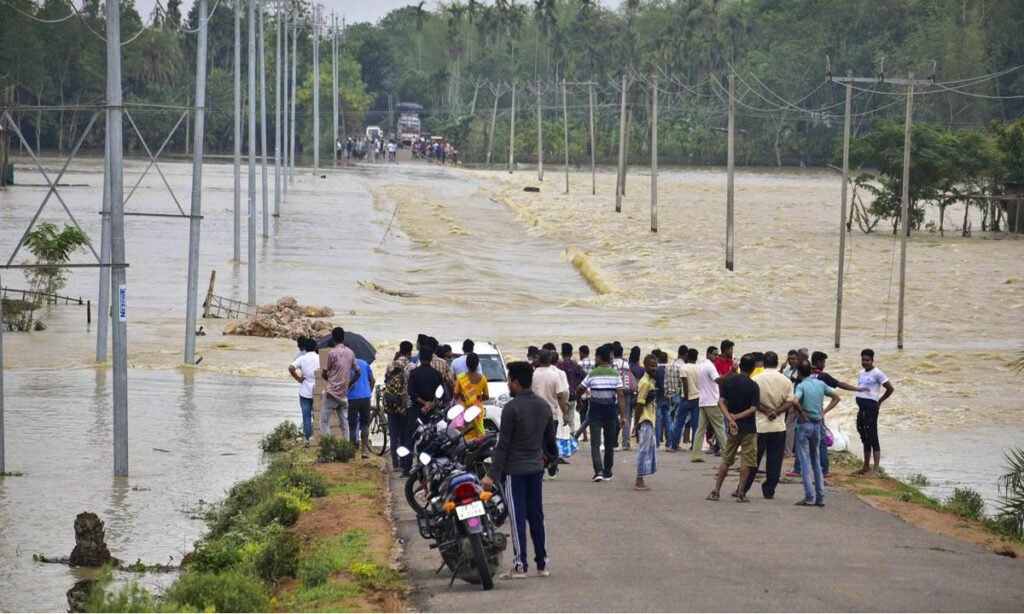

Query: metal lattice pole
[[248, 0, 258, 305], [107, 0, 129, 477], [274, 3, 281, 214], [185, 0, 209, 366], [233, 0, 242, 261], [259, 0, 269, 237]]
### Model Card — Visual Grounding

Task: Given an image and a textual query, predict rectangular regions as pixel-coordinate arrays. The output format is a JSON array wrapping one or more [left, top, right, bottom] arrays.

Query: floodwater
[[1, 154, 1023, 609]]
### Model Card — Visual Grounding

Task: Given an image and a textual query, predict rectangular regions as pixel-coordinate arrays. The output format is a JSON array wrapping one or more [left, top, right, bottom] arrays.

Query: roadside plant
[[260, 421, 302, 453], [996, 448, 1024, 538], [317, 435, 356, 463], [945, 488, 986, 521], [21, 222, 89, 306]]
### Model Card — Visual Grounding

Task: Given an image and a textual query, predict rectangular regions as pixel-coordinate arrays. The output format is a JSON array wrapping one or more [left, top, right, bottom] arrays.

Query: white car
[[446, 341, 509, 432]]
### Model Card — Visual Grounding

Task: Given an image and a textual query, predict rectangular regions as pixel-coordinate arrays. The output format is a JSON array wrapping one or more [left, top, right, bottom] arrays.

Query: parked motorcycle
[[397, 405, 507, 590]]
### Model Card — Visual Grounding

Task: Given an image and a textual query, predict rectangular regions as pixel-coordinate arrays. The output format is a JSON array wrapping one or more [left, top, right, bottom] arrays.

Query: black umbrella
[[316, 331, 377, 364]]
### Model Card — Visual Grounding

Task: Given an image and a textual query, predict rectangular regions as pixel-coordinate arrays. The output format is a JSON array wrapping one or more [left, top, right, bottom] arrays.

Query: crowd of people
[[338, 136, 399, 162], [290, 332, 895, 579], [411, 138, 458, 165]]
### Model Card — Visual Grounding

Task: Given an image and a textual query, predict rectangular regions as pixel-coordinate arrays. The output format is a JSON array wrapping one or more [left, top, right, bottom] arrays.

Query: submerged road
[[392, 445, 1024, 612]]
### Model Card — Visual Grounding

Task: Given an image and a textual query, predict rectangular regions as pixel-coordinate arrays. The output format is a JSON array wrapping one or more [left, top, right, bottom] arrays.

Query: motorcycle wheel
[[468, 534, 494, 590], [404, 467, 429, 514]]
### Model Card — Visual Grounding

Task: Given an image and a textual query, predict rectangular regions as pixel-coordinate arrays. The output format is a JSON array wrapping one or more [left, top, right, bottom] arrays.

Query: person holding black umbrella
[[320, 327, 361, 439]]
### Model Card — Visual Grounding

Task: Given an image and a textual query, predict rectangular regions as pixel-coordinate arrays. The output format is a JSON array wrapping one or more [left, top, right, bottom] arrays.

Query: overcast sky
[[134, 0, 440, 27]]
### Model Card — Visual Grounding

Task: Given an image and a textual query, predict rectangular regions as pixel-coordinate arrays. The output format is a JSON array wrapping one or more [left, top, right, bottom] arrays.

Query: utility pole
[[897, 73, 915, 350], [312, 4, 320, 176], [562, 80, 569, 194], [274, 3, 281, 214], [259, 0, 269, 237], [486, 85, 500, 167], [282, 3, 289, 195], [97, 134, 111, 361], [332, 13, 338, 168], [835, 70, 852, 348], [233, 0, 241, 261], [536, 82, 543, 181], [588, 81, 595, 195], [248, 0, 257, 305], [106, 0, 129, 477], [289, 3, 296, 184], [830, 67, 932, 349], [185, 0, 208, 366], [615, 73, 627, 212], [650, 75, 658, 233], [185, 93, 190, 154], [726, 73, 735, 271], [508, 83, 516, 174]]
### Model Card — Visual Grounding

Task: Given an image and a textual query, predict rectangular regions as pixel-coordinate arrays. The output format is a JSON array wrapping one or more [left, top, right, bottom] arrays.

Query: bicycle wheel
[[368, 409, 388, 456]]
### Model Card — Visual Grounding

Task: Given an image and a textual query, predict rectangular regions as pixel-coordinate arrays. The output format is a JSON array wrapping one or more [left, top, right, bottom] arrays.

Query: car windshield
[[477, 354, 506, 382]]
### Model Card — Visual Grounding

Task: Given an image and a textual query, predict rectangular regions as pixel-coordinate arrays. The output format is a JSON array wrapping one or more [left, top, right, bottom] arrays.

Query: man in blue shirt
[[348, 358, 375, 459], [793, 361, 840, 507]]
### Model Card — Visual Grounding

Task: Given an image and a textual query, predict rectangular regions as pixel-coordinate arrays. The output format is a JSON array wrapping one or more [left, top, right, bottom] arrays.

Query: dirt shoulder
[[274, 454, 408, 613], [827, 453, 1022, 560]]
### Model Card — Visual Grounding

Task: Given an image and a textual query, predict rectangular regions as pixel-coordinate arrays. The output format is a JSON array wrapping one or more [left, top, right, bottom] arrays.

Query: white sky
[[134, 0, 441, 26]]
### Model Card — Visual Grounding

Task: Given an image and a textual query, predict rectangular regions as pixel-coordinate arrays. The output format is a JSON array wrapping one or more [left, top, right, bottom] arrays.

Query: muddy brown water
[[1, 156, 1022, 609]]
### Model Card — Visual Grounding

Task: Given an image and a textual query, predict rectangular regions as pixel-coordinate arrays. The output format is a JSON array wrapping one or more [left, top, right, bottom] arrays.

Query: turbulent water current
[[0, 155, 1021, 610]]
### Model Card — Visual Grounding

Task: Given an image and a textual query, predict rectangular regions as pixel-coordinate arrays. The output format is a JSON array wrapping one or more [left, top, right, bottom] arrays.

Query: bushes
[[945, 488, 986, 520], [996, 448, 1024, 538], [164, 571, 269, 613], [908, 473, 929, 486], [254, 489, 312, 528], [317, 435, 356, 463], [253, 531, 301, 582], [285, 468, 329, 498], [260, 421, 302, 452]]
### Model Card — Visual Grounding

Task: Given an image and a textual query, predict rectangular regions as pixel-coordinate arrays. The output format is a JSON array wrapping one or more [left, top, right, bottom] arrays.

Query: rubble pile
[[223, 296, 335, 339]]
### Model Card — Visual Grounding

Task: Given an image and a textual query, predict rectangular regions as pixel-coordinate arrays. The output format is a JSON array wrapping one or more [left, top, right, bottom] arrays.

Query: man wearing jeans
[[578, 345, 627, 482], [793, 361, 840, 506], [320, 327, 360, 438], [664, 345, 688, 452]]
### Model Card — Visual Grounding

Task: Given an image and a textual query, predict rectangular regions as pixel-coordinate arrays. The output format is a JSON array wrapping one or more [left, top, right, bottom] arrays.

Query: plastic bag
[[556, 423, 579, 458]]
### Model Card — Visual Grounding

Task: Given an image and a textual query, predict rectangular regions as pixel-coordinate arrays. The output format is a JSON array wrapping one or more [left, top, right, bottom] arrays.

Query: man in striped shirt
[[577, 344, 627, 482]]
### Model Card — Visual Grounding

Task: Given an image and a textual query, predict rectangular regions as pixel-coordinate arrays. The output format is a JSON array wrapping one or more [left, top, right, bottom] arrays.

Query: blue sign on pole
[[118, 284, 127, 322]]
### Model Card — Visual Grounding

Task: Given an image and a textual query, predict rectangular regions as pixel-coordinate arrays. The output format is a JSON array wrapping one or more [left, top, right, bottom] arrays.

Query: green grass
[[829, 450, 863, 469], [944, 487, 985, 521], [856, 488, 893, 497], [297, 530, 370, 587], [327, 481, 378, 497]]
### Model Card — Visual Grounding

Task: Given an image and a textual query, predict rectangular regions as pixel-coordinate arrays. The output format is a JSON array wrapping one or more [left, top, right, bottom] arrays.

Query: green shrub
[[285, 468, 329, 498], [908, 473, 929, 486], [164, 571, 269, 613], [82, 569, 172, 613], [254, 489, 312, 528], [253, 531, 301, 582], [945, 488, 986, 521], [317, 435, 356, 463], [348, 562, 403, 591], [260, 421, 302, 453]]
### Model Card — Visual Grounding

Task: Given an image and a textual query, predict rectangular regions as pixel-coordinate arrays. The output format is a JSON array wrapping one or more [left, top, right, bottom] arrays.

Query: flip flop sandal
[[794, 500, 814, 506], [706, 491, 720, 501]]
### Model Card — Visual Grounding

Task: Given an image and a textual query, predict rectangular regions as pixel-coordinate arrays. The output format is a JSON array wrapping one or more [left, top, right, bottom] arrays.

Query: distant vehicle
[[365, 125, 382, 141], [396, 102, 423, 145]]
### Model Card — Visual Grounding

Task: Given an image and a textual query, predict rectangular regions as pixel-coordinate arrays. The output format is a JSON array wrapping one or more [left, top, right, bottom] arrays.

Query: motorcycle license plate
[[455, 501, 485, 520]]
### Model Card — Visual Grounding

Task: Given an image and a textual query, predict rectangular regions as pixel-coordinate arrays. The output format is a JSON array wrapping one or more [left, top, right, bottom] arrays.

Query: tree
[[21, 222, 89, 307]]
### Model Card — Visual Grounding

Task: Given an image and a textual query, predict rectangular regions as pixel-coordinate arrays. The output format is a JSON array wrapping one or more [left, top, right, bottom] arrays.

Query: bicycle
[[369, 387, 390, 456]]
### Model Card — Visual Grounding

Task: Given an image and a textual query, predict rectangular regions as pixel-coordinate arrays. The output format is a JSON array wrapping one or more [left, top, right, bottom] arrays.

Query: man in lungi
[[633, 355, 660, 491]]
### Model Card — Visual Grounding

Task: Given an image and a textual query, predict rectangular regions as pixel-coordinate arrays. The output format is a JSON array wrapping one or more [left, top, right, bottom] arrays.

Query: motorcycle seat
[[448, 472, 477, 488]]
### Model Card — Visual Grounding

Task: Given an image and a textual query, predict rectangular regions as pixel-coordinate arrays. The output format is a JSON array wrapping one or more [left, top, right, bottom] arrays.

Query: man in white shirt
[[532, 349, 569, 427], [451, 339, 475, 377], [855, 348, 894, 476], [691, 346, 729, 463], [288, 337, 320, 444]]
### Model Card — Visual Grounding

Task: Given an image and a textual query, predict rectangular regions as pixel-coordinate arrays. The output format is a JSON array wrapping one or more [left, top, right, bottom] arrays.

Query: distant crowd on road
[[290, 333, 895, 579], [338, 136, 398, 162], [411, 138, 459, 165]]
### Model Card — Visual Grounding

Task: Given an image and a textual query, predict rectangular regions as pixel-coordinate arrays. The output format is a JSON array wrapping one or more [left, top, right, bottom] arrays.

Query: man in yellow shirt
[[633, 355, 659, 491]]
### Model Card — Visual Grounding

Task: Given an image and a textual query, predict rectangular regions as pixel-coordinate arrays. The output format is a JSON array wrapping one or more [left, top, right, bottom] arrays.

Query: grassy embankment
[[828, 450, 1023, 559], [85, 423, 407, 612]]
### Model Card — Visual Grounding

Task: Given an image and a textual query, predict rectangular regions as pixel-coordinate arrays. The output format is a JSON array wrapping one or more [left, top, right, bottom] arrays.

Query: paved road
[[392, 444, 1024, 612]]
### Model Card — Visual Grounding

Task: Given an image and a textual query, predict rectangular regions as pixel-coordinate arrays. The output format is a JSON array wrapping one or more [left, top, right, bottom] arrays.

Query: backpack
[[382, 362, 407, 415], [617, 360, 637, 395]]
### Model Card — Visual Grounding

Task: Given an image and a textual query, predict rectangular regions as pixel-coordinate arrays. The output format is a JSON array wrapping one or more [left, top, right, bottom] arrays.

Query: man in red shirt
[[714, 339, 736, 377]]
